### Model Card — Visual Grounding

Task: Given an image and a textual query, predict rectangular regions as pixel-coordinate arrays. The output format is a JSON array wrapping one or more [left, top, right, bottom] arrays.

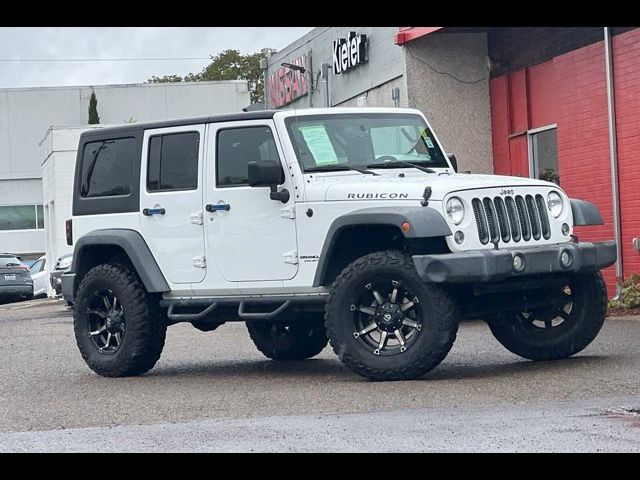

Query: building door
[[139, 125, 207, 284], [204, 120, 298, 283], [528, 125, 559, 184]]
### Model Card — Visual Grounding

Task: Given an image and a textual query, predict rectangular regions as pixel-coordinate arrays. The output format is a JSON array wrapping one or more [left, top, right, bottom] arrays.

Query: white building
[[40, 126, 98, 285], [1, 80, 250, 258]]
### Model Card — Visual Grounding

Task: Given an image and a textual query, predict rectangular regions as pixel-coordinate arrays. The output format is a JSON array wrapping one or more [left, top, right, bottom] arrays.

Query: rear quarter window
[[80, 137, 136, 198], [0, 257, 21, 267]]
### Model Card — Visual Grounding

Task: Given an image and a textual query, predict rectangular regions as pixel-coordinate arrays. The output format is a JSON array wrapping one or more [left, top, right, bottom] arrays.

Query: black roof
[[81, 110, 278, 139]]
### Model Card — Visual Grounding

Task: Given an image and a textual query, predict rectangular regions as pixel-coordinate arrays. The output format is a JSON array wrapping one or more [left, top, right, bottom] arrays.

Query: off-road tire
[[247, 313, 328, 361], [488, 272, 607, 361], [324, 250, 459, 381], [74, 263, 166, 377]]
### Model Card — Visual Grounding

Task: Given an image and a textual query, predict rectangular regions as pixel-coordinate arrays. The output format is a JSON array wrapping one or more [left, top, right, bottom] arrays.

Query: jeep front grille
[[471, 194, 551, 245]]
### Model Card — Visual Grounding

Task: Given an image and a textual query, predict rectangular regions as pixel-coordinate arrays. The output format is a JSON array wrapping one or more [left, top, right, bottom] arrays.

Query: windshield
[[285, 113, 449, 172]]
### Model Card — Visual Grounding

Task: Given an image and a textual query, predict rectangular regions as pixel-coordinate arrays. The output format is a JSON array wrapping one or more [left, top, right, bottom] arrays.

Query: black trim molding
[[312, 207, 452, 286], [71, 229, 170, 293]]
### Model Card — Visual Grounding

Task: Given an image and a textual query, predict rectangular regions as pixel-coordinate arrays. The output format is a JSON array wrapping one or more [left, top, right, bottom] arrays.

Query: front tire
[[324, 250, 459, 381], [73, 264, 166, 377], [488, 272, 607, 361], [247, 313, 328, 361]]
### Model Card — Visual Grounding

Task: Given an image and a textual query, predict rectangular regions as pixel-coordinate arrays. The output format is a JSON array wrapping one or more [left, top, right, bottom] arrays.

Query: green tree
[[148, 48, 276, 104], [88, 91, 100, 124]]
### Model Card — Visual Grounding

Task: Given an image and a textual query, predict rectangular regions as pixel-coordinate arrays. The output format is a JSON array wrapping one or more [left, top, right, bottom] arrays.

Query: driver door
[[204, 120, 298, 283]]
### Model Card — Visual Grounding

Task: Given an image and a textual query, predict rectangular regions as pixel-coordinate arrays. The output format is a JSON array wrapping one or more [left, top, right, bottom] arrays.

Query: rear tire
[[247, 313, 328, 361], [324, 250, 459, 381], [488, 272, 607, 361], [74, 264, 166, 377]]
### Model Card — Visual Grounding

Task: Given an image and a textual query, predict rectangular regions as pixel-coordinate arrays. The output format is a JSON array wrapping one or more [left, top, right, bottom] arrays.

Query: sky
[[0, 27, 314, 89]]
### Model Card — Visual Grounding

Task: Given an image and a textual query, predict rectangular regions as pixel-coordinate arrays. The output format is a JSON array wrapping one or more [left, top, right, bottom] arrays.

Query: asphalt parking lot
[[0, 298, 639, 452]]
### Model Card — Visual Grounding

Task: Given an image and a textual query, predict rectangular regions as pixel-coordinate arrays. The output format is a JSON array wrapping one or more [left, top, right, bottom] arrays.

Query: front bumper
[[412, 240, 617, 283], [61, 273, 75, 302], [50, 269, 65, 294], [0, 284, 33, 297]]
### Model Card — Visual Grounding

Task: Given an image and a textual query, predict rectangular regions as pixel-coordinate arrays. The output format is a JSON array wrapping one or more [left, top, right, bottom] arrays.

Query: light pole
[[321, 62, 330, 107]]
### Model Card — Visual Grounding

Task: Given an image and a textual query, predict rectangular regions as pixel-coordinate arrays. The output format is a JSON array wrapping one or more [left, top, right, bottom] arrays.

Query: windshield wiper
[[305, 164, 379, 176], [367, 160, 436, 174]]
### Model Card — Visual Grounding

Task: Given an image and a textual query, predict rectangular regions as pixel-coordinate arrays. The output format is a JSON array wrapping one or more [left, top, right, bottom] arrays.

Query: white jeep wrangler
[[62, 107, 616, 380]]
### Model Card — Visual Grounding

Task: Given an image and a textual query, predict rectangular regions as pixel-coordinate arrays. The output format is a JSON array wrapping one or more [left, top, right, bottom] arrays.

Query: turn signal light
[[401, 222, 411, 233]]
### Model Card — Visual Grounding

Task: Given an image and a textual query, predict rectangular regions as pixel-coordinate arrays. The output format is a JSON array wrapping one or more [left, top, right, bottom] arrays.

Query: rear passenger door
[[139, 125, 206, 284]]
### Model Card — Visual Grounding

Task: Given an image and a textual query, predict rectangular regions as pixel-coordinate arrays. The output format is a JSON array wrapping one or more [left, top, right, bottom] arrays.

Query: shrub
[[609, 274, 640, 309]]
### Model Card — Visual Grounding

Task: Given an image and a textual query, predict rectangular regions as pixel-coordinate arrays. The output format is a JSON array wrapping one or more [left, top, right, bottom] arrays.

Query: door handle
[[206, 204, 231, 212], [143, 207, 166, 216]]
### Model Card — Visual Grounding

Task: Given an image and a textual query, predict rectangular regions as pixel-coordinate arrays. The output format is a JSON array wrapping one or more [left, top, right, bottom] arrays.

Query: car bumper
[[412, 240, 617, 283], [61, 273, 75, 302], [50, 270, 65, 294], [0, 284, 33, 297]]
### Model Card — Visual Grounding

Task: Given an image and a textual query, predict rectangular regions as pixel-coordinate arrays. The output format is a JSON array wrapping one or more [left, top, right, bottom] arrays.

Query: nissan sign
[[267, 55, 309, 108], [332, 32, 367, 74]]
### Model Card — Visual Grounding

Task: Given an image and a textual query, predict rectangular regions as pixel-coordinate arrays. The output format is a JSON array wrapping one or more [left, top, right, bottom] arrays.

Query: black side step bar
[[237, 301, 291, 320], [160, 295, 325, 323], [167, 302, 218, 322]]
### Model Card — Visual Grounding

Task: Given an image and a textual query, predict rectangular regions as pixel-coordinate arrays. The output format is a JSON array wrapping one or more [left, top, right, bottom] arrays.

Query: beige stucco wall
[[404, 33, 493, 174]]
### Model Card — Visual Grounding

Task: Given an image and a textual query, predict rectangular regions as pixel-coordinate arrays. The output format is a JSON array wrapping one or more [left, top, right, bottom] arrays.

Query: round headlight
[[446, 197, 465, 225], [547, 191, 564, 218]]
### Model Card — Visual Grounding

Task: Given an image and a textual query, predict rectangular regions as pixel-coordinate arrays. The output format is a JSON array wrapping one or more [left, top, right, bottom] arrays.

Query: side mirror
[[447, 154, 458, 173], [248, 160, 284, 187], [247, 161, 290, 203]]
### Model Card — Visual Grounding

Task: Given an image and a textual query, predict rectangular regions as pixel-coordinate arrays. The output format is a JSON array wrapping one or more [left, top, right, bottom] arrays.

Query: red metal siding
[[489, 76, 511, 175], [508, 70, 529, 133], [527, 61, 557, 128]]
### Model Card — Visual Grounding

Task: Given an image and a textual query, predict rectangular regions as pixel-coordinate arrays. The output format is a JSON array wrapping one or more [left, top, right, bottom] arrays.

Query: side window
[[80, 137, 136, 198], [31, 259, 43, 273], [529, 127, 559, 184], [216, 126, 281, 187], [147, 132, 200, 192]]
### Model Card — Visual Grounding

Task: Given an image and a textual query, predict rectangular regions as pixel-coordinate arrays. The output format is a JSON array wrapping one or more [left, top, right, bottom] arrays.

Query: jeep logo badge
[[500, 189, 514, 196]]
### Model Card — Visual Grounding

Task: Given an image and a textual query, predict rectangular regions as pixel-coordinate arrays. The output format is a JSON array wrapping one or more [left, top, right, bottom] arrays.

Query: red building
[[397, 27, 640, 295]]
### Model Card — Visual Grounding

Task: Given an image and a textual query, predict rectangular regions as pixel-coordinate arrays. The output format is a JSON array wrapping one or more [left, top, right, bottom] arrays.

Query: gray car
[[0, 254, 33, 303]]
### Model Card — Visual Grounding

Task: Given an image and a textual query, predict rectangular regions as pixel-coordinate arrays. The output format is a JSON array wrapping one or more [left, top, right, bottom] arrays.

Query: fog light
[[560, 249, 573, 268], [513, 254, 525, 272], [561, 223, 570, 236], [454, 230, 465, 244]]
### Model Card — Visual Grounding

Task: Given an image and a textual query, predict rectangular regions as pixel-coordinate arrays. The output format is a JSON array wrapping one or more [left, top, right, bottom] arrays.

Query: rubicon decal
[[347, 193, 410, 199]]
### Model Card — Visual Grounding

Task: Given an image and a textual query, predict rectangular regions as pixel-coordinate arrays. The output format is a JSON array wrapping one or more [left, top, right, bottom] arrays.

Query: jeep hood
[[303, 171, 558, 202]]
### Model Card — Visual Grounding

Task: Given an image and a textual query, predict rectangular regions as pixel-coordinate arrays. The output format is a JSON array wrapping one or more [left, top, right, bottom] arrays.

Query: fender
[[71, 229, 170, 293], [312, 207, 452, 287], [570, 198, 604, 226]]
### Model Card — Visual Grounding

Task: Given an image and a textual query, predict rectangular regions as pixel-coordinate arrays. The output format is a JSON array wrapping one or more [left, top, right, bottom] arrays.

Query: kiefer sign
[[332, 32, 368, 74]]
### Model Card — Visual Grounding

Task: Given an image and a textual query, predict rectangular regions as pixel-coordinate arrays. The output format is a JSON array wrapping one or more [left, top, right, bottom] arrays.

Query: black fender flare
[[71, 229, 170, 293], [570, 198, 604, 226], [312, 207, 452, 287]]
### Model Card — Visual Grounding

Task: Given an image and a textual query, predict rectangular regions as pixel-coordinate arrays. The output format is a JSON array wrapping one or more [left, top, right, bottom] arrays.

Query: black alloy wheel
[[351, 279, 423, 356], [86, 289, 126, 354]]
